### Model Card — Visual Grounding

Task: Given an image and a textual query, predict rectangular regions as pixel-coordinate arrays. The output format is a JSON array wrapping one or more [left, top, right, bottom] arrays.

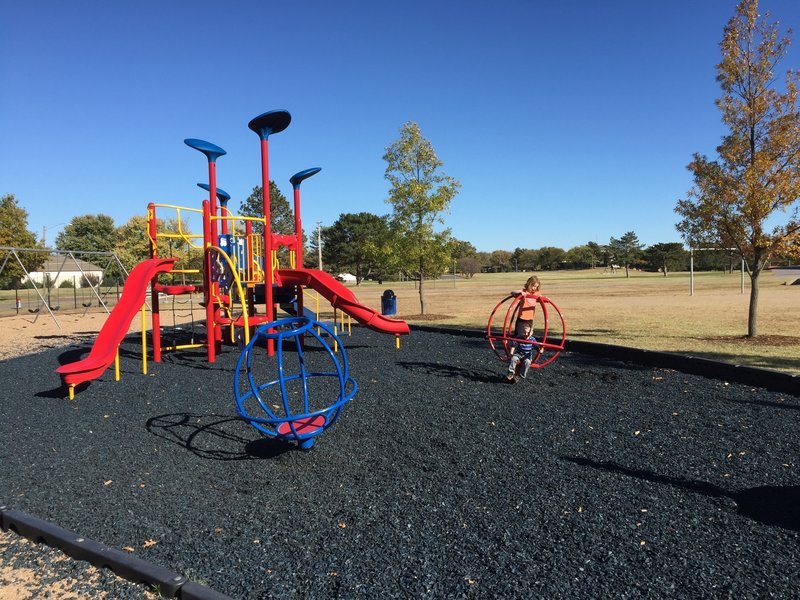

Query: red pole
[[292, 186, 304, 321], [248, 110, 291, 355], [208, 161, 219, 246], [184, 138, 226, 362], [288, 167, 321, 325], [293, 186, 303, 267], [260, 137, 274, 327], [148, 203, 162, 362], [203, 200, 216, 363]]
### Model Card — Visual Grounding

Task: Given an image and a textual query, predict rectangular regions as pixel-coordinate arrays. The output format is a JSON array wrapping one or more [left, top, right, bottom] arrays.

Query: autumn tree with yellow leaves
[[676, 0, 800, 336]]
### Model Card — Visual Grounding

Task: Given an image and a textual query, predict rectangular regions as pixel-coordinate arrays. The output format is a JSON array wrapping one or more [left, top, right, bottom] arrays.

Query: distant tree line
[[2, 189, 791, 293], [316, 226, 754, 281]]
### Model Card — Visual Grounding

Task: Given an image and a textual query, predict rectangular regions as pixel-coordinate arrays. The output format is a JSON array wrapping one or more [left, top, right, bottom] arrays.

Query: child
[[510, 275, 541, 336], [506, 321, 537, 383]]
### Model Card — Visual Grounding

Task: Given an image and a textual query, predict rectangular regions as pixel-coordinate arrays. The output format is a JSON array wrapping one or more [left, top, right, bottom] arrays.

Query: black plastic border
[[0, 505, 233, 599], [410, 324, 800, 395]]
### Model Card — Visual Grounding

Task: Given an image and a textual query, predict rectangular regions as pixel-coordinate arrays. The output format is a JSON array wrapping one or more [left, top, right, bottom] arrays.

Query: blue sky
[[3, 1, 800, 253]]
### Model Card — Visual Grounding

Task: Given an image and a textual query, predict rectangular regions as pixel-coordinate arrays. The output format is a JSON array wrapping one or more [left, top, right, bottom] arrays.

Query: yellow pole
[[114, 349, 120, 382], [141, 304, 148, 375], [68, 384, 75, 401], [333, 318, 338, 353], [396, 335, 400, 350], [315, 294, 321, 335]]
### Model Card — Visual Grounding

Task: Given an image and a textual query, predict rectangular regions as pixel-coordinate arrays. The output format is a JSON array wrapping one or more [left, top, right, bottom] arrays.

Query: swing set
[[0, 247, 127, 329]]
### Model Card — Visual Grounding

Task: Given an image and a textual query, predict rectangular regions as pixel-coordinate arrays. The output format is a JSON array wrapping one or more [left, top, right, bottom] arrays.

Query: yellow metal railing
[[148, 204, 205, 250], [208, 245, 250, 346]]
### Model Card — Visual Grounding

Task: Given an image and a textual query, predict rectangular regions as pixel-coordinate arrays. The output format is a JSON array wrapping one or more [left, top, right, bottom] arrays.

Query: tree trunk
[[747, 270, 759, 337], [418, 254, 427, 314]]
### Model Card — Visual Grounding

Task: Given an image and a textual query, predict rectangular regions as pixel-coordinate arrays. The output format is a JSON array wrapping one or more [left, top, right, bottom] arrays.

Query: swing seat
[[28, 307, 40, 314]]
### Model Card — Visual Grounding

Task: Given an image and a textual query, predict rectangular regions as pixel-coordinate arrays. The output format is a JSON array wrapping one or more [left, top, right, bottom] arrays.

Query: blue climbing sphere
[[234, 317, 357, 449]]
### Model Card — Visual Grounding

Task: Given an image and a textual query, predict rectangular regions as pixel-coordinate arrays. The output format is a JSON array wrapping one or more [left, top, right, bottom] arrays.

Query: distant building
[[24, 255, 104, 287]]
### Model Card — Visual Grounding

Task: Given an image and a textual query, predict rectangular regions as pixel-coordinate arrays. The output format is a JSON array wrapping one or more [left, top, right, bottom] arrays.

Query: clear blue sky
[[3, 1, 800, 253]]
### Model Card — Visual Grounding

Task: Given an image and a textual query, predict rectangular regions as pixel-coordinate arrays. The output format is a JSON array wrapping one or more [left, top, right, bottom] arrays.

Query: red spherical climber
[[486, 292, 567, 370]]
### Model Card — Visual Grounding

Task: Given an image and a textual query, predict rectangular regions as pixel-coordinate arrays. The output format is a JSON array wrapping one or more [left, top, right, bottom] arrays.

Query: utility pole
[[316, 221, 323, 271], [42, 222, 65, 248]]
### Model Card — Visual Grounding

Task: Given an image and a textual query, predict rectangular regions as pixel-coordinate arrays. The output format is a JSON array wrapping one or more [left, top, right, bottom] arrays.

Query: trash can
[[381, 289, 397, 316]]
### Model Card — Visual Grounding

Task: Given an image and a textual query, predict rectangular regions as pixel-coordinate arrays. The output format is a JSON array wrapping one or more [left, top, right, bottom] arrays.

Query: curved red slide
[[276, 268, 410, 335], [56, 258, 177, 392]]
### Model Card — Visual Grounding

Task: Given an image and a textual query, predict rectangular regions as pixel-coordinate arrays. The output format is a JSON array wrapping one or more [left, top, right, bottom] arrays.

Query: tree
[[517, 249, 539, 271], [489, 249, 513, 272], [608, 232, 644, 277], [384, 122, 460, 313], [115, 215, 152, 271], [322, 212, 391, 284], [457, 256, 482, 278], [0, 194, 45, 288], [676, 0, 800, 336], [115, 215, 199, 275], [55, 214, 125, 280], [449, 239, 477, 278], [565, 245, 596, 269], [537, 246, 567, 270], [641, 242, 688, 276], [239, 182, 298, 268], [55, 214, 117, 253], [450, 239, 477, 260], [238, 182, 295, 235], [475, 251, 492, 272], [586, 241, 604, 268]]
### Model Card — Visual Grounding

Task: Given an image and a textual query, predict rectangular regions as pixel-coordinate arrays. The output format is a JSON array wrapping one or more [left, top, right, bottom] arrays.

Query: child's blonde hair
[[523, 275, 540, 293]]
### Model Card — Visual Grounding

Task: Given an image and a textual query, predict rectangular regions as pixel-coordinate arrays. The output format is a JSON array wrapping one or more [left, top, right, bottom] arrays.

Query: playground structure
[[486, 292, 566, 372], [56, 109, 410, 401]]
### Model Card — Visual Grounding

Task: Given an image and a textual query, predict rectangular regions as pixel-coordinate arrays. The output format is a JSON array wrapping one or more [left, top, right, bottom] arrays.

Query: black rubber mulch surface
[[1, 327, 799, 599]]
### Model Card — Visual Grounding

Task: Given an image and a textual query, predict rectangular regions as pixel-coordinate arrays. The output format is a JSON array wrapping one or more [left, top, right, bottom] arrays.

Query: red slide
[[276, 268, 410, 335], [56, 258, 177, 392]]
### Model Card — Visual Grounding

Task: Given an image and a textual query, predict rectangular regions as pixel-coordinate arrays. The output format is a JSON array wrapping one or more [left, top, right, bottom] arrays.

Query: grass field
[[348, 269, 800, 375], [1, 268, 798, 375]]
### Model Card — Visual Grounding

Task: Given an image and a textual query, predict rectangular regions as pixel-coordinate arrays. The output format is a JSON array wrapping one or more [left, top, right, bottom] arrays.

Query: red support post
[[148, 203, 162, 362], [203, 200, 216, 363], [260, 137, 275, 355]]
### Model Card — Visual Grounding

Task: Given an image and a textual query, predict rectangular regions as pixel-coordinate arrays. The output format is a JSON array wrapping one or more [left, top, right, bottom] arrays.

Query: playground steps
[[279, 301, 317, 321]]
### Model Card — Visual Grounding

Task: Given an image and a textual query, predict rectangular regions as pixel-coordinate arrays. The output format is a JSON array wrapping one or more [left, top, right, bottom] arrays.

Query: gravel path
[[1, 327, 798, 599]]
